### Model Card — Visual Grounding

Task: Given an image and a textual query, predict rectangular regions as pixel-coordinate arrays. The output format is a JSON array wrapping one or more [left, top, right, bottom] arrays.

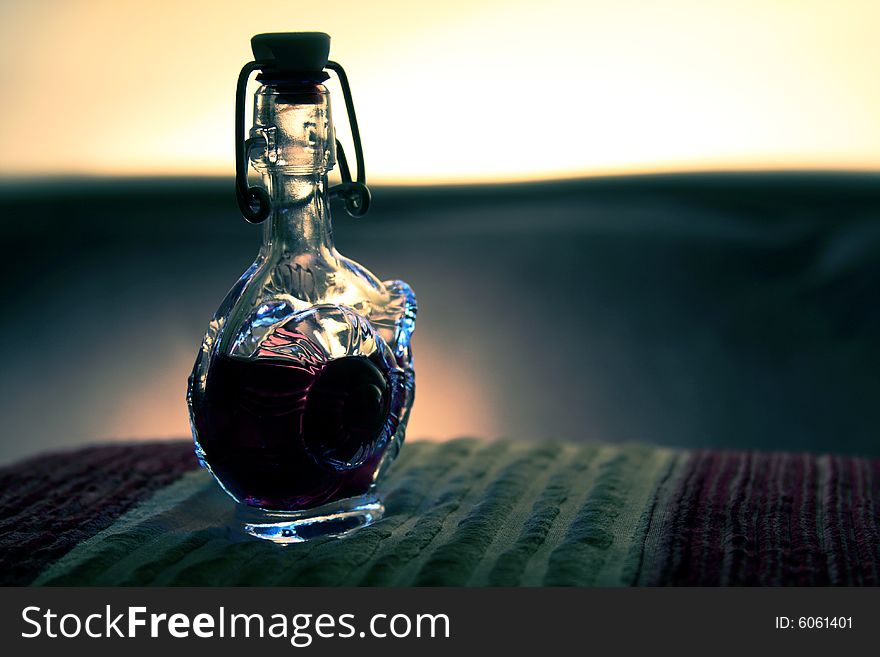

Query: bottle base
[[235, 493, 384, 544]]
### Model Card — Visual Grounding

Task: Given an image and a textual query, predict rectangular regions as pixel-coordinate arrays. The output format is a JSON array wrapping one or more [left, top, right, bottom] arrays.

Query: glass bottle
[[187, 33, 416, 543]]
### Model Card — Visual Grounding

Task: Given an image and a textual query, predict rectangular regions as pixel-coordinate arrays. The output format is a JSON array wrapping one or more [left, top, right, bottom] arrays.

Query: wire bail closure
[[235, 60, 371, 224]]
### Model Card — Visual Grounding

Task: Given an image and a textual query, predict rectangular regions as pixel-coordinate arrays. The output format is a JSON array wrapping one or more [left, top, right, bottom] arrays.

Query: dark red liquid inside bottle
[[191, 353, 395, 510]]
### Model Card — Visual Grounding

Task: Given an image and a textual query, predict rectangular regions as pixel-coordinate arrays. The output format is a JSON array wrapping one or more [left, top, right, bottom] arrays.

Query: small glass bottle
[[187, 33, 416, 543]]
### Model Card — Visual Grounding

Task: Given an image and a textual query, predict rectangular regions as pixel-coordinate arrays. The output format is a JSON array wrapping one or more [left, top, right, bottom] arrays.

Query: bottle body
[[189, 300, 415, 509], [187, 81, 416, 542], [187, 202, 417, 538]]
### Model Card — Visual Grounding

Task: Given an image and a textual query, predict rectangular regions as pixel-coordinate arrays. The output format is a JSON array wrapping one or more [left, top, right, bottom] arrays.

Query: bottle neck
[[249, 82, 337, 258], [260, 173, 335, 256]]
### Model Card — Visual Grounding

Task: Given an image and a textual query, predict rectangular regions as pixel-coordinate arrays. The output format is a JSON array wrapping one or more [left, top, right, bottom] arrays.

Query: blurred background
[[1, 0, 878, 464]]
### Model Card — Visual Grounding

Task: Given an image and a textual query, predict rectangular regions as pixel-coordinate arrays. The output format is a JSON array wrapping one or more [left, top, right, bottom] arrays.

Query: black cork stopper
[[251, 32, 331, 82]]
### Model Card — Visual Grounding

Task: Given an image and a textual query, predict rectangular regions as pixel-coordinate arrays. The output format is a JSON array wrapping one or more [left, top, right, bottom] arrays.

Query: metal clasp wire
[[235, 60, 371, 224]]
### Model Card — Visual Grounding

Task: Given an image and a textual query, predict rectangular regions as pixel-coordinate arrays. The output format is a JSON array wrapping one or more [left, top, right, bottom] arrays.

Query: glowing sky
[[1, 0, 878, 182]]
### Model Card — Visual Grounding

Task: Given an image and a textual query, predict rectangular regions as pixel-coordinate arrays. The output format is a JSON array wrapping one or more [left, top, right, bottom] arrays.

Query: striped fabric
[[0, 442, 195, 586], [2, 439, 877, 586]]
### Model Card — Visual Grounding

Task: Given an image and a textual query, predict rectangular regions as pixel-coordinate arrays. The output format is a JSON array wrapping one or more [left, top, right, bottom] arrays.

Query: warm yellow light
[[1, 0, 878, 182]]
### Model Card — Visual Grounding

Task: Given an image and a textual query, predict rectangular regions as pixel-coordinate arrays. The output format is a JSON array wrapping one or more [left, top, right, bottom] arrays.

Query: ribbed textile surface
[[637, 450, 880, 586], [2, 439, 877, 586], [0, 441, 196, 586]]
